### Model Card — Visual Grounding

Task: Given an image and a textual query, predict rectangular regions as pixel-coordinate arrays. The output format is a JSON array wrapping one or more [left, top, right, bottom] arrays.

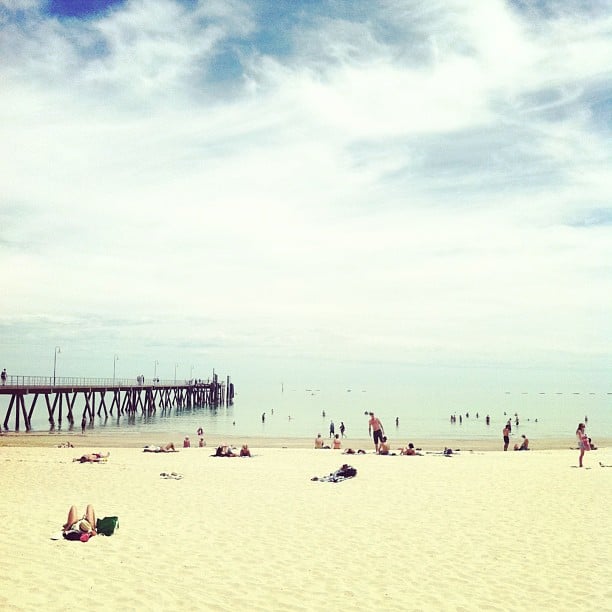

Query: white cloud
[[1, 0, 611, 389]]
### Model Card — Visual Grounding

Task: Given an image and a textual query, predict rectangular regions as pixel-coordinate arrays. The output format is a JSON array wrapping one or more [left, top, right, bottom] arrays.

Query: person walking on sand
[[503, 423, 510, 451], [368, 412, 385, 453], [329, 421, 335, 438], [576, 422, 590, 468], [340, 421, 346, 438]]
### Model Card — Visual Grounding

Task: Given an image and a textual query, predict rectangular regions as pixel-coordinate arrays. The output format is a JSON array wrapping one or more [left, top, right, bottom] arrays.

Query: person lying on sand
[[61, 504, 97, 541], [342, 448, 366, 455], [143, 443, 177, 453], [73, 451, 110, 463]]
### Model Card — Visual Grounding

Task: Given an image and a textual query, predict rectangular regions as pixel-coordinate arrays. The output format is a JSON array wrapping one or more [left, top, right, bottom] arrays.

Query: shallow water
[[12, 383, 612, 444]]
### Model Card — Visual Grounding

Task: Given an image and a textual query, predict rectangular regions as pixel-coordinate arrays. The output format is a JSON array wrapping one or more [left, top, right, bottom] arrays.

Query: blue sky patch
[[46, 0, 126, 18]]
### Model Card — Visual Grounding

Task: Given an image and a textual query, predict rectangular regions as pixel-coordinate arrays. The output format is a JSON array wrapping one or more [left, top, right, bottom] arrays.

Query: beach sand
[[0, 435, 610, 611]]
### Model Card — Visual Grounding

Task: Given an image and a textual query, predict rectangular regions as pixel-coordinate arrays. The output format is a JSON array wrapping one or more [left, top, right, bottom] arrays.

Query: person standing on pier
[[368, 412, 385, 454], [1, 368, 6, 385]]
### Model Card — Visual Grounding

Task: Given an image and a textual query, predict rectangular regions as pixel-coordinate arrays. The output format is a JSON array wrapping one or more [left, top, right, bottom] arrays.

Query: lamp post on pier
[[53, 346, 61, 386], [113, 354, 119, 384]]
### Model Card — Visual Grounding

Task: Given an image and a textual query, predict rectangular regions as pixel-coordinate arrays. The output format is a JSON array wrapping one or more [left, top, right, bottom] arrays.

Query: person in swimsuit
[[368, 412, 385, 453], [73, 452, 110, 463], [576, 423, 589, 468], [143, 443, 177, 453], [378, 436, 390, 455], [314, 434, 324, 449], [62, 504, 96, 540], [332, 434, 342, 449], [503, 424, 510, 451]]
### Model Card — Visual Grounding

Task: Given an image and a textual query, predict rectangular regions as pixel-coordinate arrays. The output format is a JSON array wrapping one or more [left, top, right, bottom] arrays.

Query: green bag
[[96, 516, 119, 536]]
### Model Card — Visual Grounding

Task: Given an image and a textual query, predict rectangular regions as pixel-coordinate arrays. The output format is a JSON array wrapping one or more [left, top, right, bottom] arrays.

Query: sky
[[1, 0, 611, 397]]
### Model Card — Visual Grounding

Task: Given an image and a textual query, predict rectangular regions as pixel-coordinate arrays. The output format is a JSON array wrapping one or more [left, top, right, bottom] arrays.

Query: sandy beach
[[0, 434, 610, 611]]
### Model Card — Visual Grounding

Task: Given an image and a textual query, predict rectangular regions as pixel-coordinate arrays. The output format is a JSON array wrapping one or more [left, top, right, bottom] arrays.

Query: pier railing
[[1, 375, 206, 389]]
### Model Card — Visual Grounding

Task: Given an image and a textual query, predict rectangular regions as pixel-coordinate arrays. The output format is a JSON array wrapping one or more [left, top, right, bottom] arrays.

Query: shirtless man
[[314, 434, 324, 449], [503, 424, 510, 451], [368, 412, 385, 453]]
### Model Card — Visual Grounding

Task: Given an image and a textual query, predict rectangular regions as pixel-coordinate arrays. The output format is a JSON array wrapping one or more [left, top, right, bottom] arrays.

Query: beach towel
[[96, 516, 119, 536], [311, 464, 357, 483]]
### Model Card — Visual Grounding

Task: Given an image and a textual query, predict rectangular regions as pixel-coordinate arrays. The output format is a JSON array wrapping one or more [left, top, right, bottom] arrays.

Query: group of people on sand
[[502, 422, 530, 452], [214, 443, 251, 457], [314, 433, 351, 451], [183, 436, 206, 448], [313, 413, 422, 457]]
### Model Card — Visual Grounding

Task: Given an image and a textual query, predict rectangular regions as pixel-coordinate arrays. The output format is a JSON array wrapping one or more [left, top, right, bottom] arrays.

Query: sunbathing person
[[62, 504, 97, 540], [378, 436, 391, 455], [143, 442, 177, 453], [73, 451, 110, 463], [239, 444, 251, 457], [514, 435, 529, 451], [215, 444, 237, 457], [400, 443, 421, 456]]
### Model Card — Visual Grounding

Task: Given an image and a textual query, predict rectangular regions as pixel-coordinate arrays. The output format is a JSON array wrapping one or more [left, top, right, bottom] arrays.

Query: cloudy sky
[[1, 0, 611, 394]]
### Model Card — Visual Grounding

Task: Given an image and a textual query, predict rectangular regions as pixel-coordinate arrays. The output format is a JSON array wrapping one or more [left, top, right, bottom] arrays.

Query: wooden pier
[[0, 374, 234, 432]]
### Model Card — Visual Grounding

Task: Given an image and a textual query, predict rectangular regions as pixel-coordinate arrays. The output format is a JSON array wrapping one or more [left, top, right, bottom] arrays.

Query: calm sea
[[16, 384, 612, 443]]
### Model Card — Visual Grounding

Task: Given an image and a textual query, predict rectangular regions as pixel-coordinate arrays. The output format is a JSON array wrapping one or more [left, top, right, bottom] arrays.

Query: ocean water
[[11, 383, 612, 444]]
